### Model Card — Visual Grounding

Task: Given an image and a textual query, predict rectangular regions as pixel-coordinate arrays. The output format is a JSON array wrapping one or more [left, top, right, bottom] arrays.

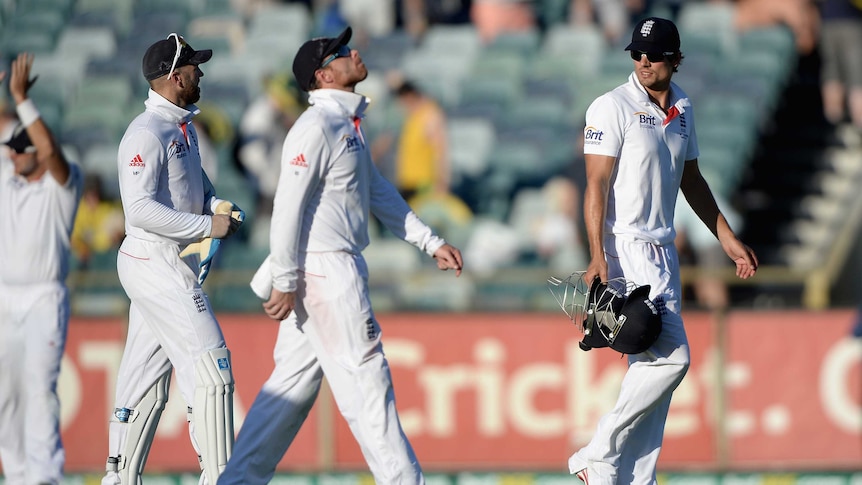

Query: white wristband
[[16, 99, 40, 127]]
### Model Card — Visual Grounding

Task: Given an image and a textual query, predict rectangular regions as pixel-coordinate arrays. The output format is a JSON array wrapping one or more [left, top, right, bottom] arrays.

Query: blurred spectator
[[464, 217, 521, 275], [338, 0, 396, 40], [70, 173, 124, 270], [534, 176, 587, 269], [568, 0, 646, 45], [734, 0, 820, 55], [195, 116, 219, 184], [400, 0, 472, 39], [0, 98, 17, 142], [391, 80, 451, 202], [818, 0, 862, 139], [371, 79, 475, 244], [674, 192, 742, 311], [236, 72, 305, 217], [852, 313, 862, 337], [471, 0, 538, 43]]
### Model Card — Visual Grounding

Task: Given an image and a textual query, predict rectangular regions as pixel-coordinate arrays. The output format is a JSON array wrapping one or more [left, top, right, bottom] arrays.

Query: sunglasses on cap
[[10, 145, 36, 155], [630, 50, 675, 63], [320, 45, 351, 69], [166, 32, 190, 79]]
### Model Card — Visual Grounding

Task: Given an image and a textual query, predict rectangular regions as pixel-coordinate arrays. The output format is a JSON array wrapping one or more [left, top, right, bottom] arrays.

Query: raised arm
[[8, 53, 70, 184]]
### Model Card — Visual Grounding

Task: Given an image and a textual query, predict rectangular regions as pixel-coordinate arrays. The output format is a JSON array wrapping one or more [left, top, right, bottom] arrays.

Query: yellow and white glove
[[179, 201, 245, 285]]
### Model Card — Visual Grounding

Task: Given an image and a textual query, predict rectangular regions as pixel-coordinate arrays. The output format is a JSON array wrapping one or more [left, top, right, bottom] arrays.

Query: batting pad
[[112, 371, 171, 484], [193, 347, 235, 484]]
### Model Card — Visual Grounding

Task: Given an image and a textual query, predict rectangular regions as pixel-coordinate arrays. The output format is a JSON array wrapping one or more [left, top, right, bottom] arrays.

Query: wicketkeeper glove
[[179, 201, 245, 285]]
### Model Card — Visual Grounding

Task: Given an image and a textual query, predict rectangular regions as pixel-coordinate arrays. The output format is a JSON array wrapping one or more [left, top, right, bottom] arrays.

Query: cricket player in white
[[218, 27, 464, 485], [101, 34, 242, 485], [569, 18, 758, 484], [0, 53, 84, 485]]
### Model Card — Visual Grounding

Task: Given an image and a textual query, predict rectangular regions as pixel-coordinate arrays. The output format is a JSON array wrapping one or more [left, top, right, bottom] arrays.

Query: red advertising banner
[[34, 311, 862, 473], [726, 311, 862, 469]]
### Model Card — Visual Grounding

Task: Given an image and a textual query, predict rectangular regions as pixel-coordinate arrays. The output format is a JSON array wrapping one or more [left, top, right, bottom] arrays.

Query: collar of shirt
[[308, 88, 371, 121], [144, 89, 200, 124], [626, 72, 691, 121]]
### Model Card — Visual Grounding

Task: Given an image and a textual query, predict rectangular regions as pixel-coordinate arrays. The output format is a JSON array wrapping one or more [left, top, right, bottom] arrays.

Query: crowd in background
[[7, 0, 859, 311]]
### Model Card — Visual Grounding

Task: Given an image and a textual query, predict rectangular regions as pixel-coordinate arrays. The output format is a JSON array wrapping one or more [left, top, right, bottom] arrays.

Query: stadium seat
[[419, 24, 482, 59], [470, 52, 527, 80], [0, 30, 56, 54], [458, 74, 523, 114], [677, 1, 738, 54], [447, 117, 496, 181], [484, 30, 542, 58], [82, 143, 122, 199], [10, 10, 67, 38], [247, 3, 311, 42], [507, 187, 546, 253], [56, 26, 118, 61], [402, 51, 473, 107], [73, 0, 134, 36], [541, 24, 606, 78], [187, 15, 245, 56], [497, 95, 573, 136], [17, 0, 75, 17], [69, 75, 134, 109]]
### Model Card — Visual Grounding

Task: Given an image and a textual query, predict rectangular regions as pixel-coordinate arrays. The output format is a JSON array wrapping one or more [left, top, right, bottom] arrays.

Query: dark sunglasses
[[630, 50, 675, 63], [320, 45, 351, 68], [11, 145, 36, 154]]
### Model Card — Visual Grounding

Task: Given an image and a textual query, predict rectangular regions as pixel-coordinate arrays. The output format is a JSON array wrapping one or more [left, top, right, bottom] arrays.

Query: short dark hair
[[395, 80, 420, 97]]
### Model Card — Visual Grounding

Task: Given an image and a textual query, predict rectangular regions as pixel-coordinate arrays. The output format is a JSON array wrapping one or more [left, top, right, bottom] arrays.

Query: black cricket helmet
[[548, 272, 663, 354]]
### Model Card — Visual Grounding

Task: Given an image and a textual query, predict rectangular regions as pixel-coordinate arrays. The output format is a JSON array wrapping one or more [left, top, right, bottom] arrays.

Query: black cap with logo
[[625, 17, 680, 54], [142, 34, 212, 81], [4, 123, 33, 154], [292, 27, 352, 92]]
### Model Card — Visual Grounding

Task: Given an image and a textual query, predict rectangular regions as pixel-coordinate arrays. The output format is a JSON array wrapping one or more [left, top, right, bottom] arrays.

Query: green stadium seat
[[541, 24, 606, 79], [484, 30, 541, 58], [56, 26, 118, 62], [420, 25, 481, 58], [448, 117, 496, 181]]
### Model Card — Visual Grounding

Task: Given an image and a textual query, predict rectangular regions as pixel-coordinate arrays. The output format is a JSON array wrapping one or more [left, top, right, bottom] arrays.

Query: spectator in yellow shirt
[[71, 173, 124, 269]]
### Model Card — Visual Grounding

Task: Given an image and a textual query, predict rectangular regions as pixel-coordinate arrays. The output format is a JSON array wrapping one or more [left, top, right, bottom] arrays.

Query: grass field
[[7, 471, 860, 485]]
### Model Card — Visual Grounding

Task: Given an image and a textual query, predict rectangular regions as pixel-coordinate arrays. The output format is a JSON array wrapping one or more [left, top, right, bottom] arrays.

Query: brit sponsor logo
[[584, 126, 605, 145], [289, 153, 308, 168], [129, 154, 145, 175], [217, 357, 230, 370], [635, 111, 656, 128], [167, 139, 188, 159], [342, 133, 362, 153]]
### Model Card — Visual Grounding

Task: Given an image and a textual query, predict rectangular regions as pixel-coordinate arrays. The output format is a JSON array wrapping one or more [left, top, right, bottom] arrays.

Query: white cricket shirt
[[118, 89, 219, 246], [584, 72, 699, 245], [270, 89, 445, 293], [0, 158, 83, 285]]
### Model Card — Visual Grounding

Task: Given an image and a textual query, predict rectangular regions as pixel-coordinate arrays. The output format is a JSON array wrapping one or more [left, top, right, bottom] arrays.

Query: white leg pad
[[193, 347, 235, 483], [108, 371, 171, 485]]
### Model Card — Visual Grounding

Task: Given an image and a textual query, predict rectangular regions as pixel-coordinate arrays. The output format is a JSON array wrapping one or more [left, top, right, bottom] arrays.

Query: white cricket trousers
[[569, 236, 690, 485], [0, 282, 68, 485], [219, 251, 423, 485], [103, 237, 227, 484]]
